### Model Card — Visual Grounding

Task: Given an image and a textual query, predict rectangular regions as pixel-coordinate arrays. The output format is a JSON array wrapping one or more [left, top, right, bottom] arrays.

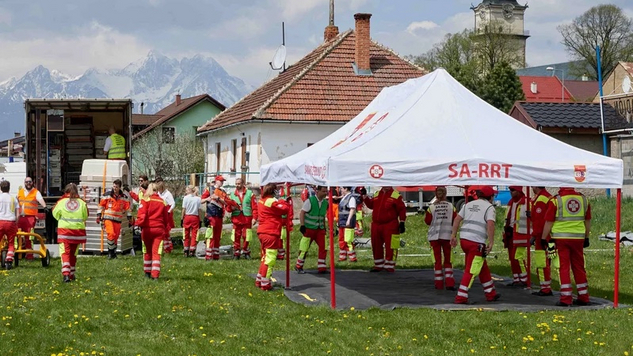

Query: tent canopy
[[261, 69, 623, 188]]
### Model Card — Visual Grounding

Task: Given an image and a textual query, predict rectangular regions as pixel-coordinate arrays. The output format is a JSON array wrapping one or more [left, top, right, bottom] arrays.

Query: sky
[[1, 0, 633, 87]]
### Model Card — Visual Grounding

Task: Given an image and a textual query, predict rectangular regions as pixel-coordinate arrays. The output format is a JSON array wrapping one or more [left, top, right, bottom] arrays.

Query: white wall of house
[[203, 122, 342, 186]]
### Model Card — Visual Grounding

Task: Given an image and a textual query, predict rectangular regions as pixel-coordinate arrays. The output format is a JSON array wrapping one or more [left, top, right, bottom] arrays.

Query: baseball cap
[[214, 175, 226, 182], [479, 186, 498, 197], [508, 186, 523, 192]]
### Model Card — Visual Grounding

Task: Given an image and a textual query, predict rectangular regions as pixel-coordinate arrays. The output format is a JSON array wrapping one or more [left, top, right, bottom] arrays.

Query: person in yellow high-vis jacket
[[296, 186, 329, 273], [53, 183, 88, 283], [103, 126, 126, 159]]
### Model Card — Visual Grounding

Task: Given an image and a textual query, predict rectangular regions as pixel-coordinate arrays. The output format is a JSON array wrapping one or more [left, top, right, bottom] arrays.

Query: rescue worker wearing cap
[[103, 126, 126, 160], [0, 180, 19, 270], [256, 183, 291, 291], [504, 186, 530, 287], [96, 179, 132, 260], [17, 177, 47, 260], [338, 186, 358, 262], [530, 186, 553, 296], [53, 183, 88, 283], [135, 183, 170, 280], [276, 185, 294, 261], [424, 186, 457, 290], [228, 178, 258, 260], [201, 175, 234, 260], [362, 186, 406, 273], [296, 185, 329, 273], [541, 187, 591, 307], [451, 186, 500, 304]]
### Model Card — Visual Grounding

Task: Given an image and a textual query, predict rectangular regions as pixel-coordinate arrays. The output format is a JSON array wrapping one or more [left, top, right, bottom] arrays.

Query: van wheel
[[42, 249, 51, 267], [455, 199, 465, 212]]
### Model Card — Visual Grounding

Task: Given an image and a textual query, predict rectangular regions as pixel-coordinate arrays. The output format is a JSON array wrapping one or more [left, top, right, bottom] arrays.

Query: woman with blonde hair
[[181, 185, 202, 257], [53, 183, 88, 282], [135, 183, 170, 279]]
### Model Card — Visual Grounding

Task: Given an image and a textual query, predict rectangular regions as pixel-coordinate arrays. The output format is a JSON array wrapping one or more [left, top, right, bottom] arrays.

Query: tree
[[132, 130, 205, 195], [472, 20, 525, 72], [479, 61, 525, 113], [559, 4, 633, 80]]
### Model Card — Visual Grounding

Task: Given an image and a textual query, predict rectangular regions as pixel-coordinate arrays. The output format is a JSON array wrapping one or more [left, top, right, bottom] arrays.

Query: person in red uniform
[[424, 186, 457, 290], [0, 180, 19, 270], [361, 186, 406, 272], [52, 183, 88, 282], [17, 176, 47, 260], [530, 186, 553, 296], [96, 179, 132, 260], [256, 183, 291, 291], [227, 178, 258, 259], [277, 185, 293, 261], [541, 187, 591, 307], [135, 183, 170, 280], [201, 175, 236, 260], [504, 186, 530, 287]]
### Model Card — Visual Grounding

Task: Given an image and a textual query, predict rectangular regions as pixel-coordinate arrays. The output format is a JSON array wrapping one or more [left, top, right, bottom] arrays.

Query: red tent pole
[[328, 187, 336, 309], [614, 188, 621, 308], [526, 187, 531, 289], [285, 183, 291, 289]]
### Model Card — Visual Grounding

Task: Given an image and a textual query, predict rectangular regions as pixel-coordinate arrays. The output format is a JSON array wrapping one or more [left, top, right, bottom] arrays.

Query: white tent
[[260, 68, 624, 309], [261, 68, 623, 188]]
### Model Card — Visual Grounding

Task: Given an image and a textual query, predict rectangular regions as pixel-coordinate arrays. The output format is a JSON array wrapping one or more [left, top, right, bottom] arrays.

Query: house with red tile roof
[[519, 76, 574, 103], [196, 13, 426, 185]]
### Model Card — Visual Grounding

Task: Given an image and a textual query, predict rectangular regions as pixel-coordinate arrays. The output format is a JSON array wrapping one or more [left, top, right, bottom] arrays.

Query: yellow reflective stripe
[[264, 198, 276, 207]]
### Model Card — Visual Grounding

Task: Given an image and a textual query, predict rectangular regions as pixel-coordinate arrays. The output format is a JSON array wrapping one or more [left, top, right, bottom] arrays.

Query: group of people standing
[[425, 185, 592, 306]]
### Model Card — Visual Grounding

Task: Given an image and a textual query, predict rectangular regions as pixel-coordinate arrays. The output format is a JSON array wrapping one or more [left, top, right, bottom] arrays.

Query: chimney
[[140, 102, 145, 114], [354, 13, 372, 76], [582, 74, 589, 81], [530, 82, 538, 94], [175, 94, 182, 106], [13, 132, 20, 138], [324, 0, 339, 41]]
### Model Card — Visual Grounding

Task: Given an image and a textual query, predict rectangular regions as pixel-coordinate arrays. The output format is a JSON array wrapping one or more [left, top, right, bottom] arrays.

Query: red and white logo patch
[[565, 198, 581, 214], [369, 164, 384, 179], [65, 199, 79, 212]]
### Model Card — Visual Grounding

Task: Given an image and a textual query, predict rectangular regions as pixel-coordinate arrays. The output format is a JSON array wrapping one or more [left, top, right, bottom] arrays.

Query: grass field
[[1, 197, 633, 355]]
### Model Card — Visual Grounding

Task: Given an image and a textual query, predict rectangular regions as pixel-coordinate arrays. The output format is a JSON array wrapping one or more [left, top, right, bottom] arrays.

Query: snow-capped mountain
[[0, 51, 253, 139]]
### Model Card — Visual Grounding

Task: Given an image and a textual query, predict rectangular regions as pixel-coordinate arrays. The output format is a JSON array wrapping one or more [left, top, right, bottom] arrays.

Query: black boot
[[108, 250, 117, 259], [5, 262, 12, 270], [63, 275, 71, 283], [145, 272, 151, 279]]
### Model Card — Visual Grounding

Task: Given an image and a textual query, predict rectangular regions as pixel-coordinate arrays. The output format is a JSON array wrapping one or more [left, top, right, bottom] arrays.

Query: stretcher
[[0, 230, 51, 269]]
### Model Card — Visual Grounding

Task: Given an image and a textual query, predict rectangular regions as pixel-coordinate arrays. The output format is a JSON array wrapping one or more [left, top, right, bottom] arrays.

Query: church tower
[[471, 0, 529, 68]]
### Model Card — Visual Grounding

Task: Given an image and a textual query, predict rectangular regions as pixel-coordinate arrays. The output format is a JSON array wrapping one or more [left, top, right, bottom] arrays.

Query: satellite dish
[[623, 76, 632, 93], [270, 45, 287, 71]]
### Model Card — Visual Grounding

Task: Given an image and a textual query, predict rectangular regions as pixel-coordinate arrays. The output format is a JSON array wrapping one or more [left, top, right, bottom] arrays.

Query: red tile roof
[[197, 30, 426, 133], [519, 76, 574, 103], [132, 114, 163, 126], [133, 94, 226, 139], [564, 80, 598, 103]]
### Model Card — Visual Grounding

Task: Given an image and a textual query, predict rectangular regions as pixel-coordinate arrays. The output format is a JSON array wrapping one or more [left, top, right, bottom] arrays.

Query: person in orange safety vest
[[135, 183, 170, 280], [97, 179, 132, 260], [17, 176, 47, 260]]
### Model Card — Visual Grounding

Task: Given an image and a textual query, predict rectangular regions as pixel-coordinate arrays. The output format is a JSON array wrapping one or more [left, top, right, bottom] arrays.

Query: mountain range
[[0, 51, 253, 140]]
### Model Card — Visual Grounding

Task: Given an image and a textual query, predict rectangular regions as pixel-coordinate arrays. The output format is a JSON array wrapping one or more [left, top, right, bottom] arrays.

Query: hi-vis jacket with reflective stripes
[[108, 133, 126, 159], [305, 195, 328, 230], [257, 196, 290, 236], [550, 193, 589, 240], [53, 198, 88, 241]]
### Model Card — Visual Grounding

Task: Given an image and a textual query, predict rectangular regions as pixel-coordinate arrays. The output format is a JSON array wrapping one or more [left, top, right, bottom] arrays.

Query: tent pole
[[526, 187, 531, 289], [285, 183, 291, 290], [614, 188, 621, 308], [327, 187, 336, 309]]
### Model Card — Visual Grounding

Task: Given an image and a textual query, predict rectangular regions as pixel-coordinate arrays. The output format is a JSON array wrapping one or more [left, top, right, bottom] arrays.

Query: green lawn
[[1, 197, 633, 355]]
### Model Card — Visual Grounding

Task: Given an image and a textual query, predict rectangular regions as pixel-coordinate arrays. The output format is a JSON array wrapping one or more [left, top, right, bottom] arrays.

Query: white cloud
[[0, 21, 150, 79], [406, 21, 439, 34]]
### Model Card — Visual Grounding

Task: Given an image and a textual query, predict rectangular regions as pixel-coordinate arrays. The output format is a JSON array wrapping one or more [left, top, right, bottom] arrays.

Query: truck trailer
[[24, 99, 133, 250]]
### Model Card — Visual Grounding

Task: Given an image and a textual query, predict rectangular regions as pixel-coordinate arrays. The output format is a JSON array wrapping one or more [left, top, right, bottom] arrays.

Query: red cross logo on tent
[[566, 198, 581, 214], [369, 164, 384, 179]]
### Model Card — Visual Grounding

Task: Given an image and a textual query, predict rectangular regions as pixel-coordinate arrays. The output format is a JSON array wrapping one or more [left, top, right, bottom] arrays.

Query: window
[[162, 126, 175, 144], [231, 139, 237, 171], [215, 142, 221, 172]]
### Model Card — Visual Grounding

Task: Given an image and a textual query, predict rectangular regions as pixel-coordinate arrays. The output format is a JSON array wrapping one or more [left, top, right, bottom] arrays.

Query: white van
[[0, 162, 26, 195]]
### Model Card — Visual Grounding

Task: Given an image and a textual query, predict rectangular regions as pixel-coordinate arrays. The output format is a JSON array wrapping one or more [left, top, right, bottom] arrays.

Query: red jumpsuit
[[202, 187, 236, 260], [277, 194, 294, 261], [505, 194, 530, 285], [256, 195, 290, 291], [531, 189, 553, 294], [227, 188, 258, 258], [135, 193, 170, 279], [424, 202, 457, 289], [363, 188, 406, 272], [544, 188, 591, 305]]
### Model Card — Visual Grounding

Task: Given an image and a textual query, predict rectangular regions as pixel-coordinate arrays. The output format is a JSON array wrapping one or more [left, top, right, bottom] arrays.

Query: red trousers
[[231, 214, 252, 256], [104, 220, 122, 251], [556, 239, 589, 304], [0, 220, 18, 262], [430, 239, 454, 289], [338, 227, 357, 262], [296, 228, 327, 272], [163, 211, 174, 253], [142, 228, 164, 279], [257, 233, 280, 291], [59, 238, 84, 279], [370, 220, 398, 271], [17, 215, 36, 259], [507, 238, 528, 284], [534, 238, 552, 293], [205, 216, 223, 260], [183, 215, 200, 254], [455, 239, 497, 303]]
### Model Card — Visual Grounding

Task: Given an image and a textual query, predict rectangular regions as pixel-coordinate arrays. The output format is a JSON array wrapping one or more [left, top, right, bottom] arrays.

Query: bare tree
[[164, 132, 205, 195], [132, 130, 164, 179], [559, 4, 633, 80], [472, 20, 525, 72]]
